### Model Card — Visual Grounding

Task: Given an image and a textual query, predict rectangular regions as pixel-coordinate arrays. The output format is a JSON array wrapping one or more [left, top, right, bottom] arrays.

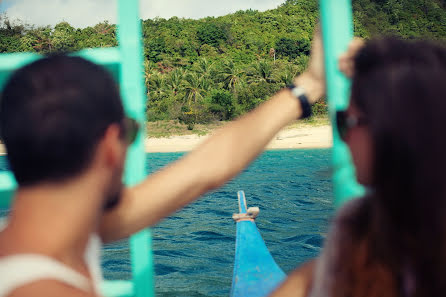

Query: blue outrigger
[[231, 191, 286, 297], [0, 0, 363, 296]]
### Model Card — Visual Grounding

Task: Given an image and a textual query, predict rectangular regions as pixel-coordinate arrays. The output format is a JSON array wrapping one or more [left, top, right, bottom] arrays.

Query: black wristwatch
[[287, 84, 312, 119]]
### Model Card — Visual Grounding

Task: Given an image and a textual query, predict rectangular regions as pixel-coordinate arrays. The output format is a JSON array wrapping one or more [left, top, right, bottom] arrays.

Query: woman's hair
[[334, 37, 446, 297]]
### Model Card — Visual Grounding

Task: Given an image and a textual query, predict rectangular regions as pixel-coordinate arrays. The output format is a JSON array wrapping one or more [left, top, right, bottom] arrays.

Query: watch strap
[[287, 84, 312, 119]]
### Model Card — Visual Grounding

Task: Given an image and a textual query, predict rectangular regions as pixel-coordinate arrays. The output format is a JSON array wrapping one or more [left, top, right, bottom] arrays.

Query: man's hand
[[294, 26, 325, 105]]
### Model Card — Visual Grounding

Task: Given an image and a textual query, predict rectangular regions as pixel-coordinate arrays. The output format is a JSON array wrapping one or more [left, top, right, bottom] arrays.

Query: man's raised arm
[[99, 30, 325, 243]]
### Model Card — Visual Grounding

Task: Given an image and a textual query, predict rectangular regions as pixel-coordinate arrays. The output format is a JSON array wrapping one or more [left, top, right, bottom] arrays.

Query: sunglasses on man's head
[[122, 117, 140, 145], [335, 111, 367, 142]]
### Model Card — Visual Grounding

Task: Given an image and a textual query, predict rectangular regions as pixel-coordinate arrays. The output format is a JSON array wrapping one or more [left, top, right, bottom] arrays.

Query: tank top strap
[[0, 254, 92, 297]]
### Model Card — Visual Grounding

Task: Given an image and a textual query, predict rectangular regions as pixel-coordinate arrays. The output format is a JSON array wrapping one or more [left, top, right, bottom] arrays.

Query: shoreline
[[0, 125, 332, 155], [145, 125, 332, 153]]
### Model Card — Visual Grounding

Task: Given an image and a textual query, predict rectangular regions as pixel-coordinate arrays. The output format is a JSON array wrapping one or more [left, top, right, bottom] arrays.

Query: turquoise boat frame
[[0, 0, 363, 296], [320, 0, 365, 207]]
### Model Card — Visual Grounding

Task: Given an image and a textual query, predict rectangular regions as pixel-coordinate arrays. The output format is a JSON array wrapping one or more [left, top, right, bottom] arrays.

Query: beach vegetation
[[0, 0, 444, 135]]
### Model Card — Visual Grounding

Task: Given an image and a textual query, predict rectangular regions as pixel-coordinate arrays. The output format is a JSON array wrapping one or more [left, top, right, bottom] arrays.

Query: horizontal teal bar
[[0, 53, 40, 88], [101, 280, 134, 297], [0, 52, 40, 72], [76, 47, 122, 80], [0, 48, 121, 71], [0, 47, 121, 89], [75, 47, 121, 66]]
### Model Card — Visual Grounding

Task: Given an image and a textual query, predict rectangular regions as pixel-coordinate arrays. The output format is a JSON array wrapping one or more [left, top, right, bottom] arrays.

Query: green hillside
[[0, 0, 445, 126]]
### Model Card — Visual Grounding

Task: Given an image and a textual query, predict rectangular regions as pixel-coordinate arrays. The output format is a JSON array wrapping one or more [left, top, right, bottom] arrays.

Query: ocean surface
[[0, 149, 335, 296]]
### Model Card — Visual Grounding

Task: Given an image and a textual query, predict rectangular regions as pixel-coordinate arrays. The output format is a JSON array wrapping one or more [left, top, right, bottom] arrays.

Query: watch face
[[291, 86, 306, 99]]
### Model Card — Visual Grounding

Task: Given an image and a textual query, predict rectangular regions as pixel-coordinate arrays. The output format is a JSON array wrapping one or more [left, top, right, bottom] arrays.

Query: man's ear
[[98, 123, 126, 168]]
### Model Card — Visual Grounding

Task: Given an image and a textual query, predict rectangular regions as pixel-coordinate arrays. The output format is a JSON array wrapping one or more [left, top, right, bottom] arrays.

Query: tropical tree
[[277, 63, 301, 86], [193, 57, 215, 79], [248, 60, 275, 83], [21, 27, 53, 53], [208, 89, 236, 120], [147, 72, 167, 100], [144, 60, 157, 86], [166, 68, 185, 96], [183, 72, 209, 105], [197, 22, 228, 47], [275, 37, 310, 59], [52, 22, 76, 52], [218, 59, 245, 96], [0, 17, 25, 52]]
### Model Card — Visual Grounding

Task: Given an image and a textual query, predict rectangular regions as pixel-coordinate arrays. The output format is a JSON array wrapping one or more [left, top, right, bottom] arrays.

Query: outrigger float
[[231, 191, 285, 297], [0, 0, 363, 296]]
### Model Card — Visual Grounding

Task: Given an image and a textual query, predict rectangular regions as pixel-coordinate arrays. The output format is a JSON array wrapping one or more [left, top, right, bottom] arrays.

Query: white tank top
[[0, 234, 103, 297]]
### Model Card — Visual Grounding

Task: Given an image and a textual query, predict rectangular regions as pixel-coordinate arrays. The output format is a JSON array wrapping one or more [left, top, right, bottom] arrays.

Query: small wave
[[190, 230, 232, 242], [282, 234, 308, 243], [154, 249, 188, 257], [305, 234, 324, 247], [155, 263, 179, 276]]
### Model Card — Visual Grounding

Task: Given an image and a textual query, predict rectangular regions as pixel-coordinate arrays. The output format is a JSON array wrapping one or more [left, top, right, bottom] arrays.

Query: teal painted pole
[[320, 0, 365, 208], [117, 1, 154, 297], [0, 171, 16, 208]]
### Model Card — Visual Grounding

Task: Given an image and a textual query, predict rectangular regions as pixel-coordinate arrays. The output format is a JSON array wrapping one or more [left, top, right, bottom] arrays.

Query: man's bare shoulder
[[8, 280, 97, 297]]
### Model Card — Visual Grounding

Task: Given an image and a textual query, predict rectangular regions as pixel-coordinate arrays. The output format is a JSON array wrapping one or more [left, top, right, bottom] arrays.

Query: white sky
[[2, 0, 286, 28]]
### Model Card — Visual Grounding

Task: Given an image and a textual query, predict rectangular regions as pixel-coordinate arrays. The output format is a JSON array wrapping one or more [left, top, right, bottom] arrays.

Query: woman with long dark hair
[[272, 37, 446, 297]]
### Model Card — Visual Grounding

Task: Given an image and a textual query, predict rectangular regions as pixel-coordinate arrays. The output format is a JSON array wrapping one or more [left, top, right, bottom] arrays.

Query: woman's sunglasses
[[122, 117, 140, 145], [336, 110, 367, 142]]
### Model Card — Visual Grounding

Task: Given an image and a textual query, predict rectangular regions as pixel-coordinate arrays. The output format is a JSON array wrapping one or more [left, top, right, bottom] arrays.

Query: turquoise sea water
[[0, 149, 334, 296]]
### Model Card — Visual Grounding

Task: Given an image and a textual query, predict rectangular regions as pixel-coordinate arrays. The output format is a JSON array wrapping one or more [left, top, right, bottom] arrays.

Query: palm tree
[[194, 58, 215, 79], [218, 59, 245, 96], [277, 64, 300, 86], [184, 72, 209, 105], [166, 68, 185, 95], [248, 60, 275, 84], [144, 60, 156, 86], [147, 73, 167, 101]]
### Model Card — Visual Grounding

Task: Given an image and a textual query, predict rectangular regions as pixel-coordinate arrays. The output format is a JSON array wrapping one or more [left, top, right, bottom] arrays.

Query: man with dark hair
[[0, 35, 325, 296], [1, 56, 125, 188]]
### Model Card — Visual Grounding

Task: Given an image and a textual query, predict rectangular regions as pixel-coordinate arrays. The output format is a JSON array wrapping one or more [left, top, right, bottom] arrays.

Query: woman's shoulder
[[319, 197, 367, 252], [328, 196, 371, 247], [309, 197, 370, 297]]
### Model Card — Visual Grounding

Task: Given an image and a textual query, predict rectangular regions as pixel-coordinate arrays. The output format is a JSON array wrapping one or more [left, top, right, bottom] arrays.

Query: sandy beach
[[0, 125, 332, 155], [145, 125, 332, 153]]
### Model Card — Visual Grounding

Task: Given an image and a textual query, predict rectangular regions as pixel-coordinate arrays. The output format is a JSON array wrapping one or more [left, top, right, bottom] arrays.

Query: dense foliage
[[0, 0, 445, 126]]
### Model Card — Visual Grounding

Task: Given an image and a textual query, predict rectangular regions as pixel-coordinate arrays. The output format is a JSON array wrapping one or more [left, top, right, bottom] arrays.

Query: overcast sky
[[1, 0, 286, 28]]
